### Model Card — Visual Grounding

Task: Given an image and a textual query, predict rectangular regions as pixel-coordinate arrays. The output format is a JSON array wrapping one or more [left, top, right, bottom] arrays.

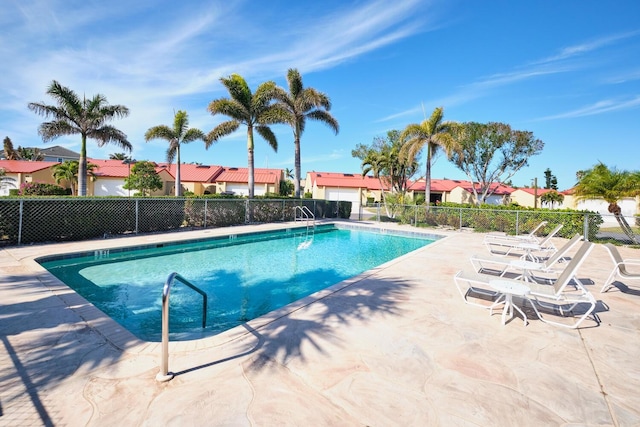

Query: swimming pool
[[38, 224, 437, 341]]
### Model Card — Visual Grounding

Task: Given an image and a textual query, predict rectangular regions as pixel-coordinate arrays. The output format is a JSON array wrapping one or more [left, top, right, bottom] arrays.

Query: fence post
[[377, 203, 380, 222], [18, 199, 23, 245], [515, 211, 520, 235], [135, 199, 139, 234], [583, 214, 589, 242], [459, 208, 462, 231], [414, 205, 417, 226], [204, 199, 208, 228]]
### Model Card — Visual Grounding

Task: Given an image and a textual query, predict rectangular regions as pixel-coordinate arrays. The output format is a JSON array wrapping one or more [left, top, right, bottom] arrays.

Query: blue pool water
[[39, 225, 436, 341]]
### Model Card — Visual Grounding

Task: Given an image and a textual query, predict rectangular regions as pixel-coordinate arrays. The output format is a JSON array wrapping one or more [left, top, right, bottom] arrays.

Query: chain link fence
[[356, 204, 640, 245], [3, 198, 637, 246], [0, 198, 350, 246]]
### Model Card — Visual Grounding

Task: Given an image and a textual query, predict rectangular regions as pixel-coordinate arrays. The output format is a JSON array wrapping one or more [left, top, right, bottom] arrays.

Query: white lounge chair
[[455, 241, 597, 328], [484, 220, 548, 243], [471, 234, 582, 282], [600, 243, 640, 293], [483, 223, 563, 260]]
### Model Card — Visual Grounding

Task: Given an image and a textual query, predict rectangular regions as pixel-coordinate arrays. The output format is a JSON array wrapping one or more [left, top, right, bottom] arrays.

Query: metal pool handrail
[[156, 272, 208, 382], [294, 205, 315, 228]]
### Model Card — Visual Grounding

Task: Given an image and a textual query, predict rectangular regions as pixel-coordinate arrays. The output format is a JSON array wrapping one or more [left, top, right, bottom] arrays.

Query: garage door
[[324, 188, 360, 212], [94, 179, 130, 196]]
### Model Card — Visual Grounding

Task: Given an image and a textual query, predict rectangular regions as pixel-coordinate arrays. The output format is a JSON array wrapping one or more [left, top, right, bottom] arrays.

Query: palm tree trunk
[[247, 127, 255, 199], [424, 142, 432, 215], [294, 134, 302, 198], [78, 134, 87, 196], [175, 146, 181, 197]]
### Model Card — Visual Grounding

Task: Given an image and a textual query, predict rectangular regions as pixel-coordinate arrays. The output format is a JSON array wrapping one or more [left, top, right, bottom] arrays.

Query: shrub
[[19, 182, 68, 196]]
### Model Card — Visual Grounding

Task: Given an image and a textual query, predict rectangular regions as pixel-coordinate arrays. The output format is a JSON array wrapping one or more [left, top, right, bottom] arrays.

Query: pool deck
[[1, 221, 639, 426]]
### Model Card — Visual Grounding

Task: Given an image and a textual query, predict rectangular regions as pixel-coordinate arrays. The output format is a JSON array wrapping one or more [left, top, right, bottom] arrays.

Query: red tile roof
[[154, 163, 224, 182], [307, 172, 388, 190], [0, 160, 59, 173], [408, 178, 473, 192], [217, 167, 282, 184], [89, 159, 131, 178]]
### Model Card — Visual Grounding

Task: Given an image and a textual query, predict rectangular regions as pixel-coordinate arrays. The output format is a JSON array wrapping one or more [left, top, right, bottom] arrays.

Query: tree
[[206, 74, 281, 198], [573, 162, 640, 244], [3, 137, 18, 160], [353, 130, 419, 217], [52, 160, 97, 195], [109, 152, 129, 160], [284, 167, 294, 180], [449, 121, 544, 204], [540, 190, 564, 209], [28, 80, 131, 196], [544, 168, 558, 190], [17, 147, 44, 161], [400, 107, 457, 210], [273, 68, 339, 197], [2, 137, 44, 161], [145, 110, 204, 196], [123, 161, 163, 196]]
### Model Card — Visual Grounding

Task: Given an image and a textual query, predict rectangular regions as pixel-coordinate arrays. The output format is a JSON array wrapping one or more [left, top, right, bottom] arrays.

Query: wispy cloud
[[2, 0, 436, 152], [533, 30, 640, 65], [535, 95, 640, 120]]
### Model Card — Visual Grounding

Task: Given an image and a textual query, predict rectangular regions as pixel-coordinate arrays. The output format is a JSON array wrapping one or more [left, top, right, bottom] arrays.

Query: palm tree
[[273, 68, 339, 197], [145, 110, 204, 196], [109, 152, 129, 160], [573, 162, 640, 244], [361, 148, 393, 217], [285, 167, 294, 180], [3, 137, 18, 160], [52, 160, 97, 195], [206, 74, 281, 198], [400, 107, 457, 211], [28, 80, 131, 196]]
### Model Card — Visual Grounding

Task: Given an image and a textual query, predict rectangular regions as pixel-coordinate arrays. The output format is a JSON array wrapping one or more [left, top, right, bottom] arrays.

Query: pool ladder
[[294, 206, 315, 231], [156, 272, 208, 382]]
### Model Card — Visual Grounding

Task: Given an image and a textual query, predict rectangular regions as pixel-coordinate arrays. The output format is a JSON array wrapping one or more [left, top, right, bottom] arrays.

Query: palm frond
[[145, 125, 175, 142], [286, 68, 304, 97], [306, 110, 339, 134], [205, 120, 240, 148], [182, 128, 205, 143], [208, 98, 248, 122], [90, 126, 132, 150], [38, 121, 79, 142], [220, 74, 252, 108], [255, 125, 278, 152]]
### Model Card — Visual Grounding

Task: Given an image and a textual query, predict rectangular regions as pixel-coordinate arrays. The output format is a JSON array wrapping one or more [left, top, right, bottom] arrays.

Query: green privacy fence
[[0, 198, 352, 245]]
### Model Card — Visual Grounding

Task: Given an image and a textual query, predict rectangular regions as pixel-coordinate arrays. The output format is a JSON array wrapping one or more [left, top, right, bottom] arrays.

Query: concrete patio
[[1, 222, 639, 426]]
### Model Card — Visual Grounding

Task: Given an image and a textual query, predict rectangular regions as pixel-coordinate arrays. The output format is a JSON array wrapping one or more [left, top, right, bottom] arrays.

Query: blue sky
[[2, 0, 639, 190]]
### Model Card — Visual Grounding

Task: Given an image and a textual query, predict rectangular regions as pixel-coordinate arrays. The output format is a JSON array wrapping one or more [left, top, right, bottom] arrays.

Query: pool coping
[[17, 220, 450, 357]]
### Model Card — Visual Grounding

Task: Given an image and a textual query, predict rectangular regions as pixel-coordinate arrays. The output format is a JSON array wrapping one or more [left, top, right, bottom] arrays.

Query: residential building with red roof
[[0, 160, 59, 195], [214, 167, 283, 196]]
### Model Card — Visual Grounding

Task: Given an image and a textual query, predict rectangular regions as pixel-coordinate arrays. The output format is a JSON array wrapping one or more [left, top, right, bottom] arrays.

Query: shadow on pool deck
[[1, 222, 640, 425]]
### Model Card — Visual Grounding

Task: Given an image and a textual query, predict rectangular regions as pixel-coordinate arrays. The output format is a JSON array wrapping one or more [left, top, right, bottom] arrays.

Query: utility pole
[[533, 177, 538, 209]]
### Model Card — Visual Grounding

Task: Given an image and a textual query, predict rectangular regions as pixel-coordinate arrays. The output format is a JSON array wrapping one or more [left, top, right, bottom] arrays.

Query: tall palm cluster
[[206, 69, 339, 198], [26, 70, 338, 198]]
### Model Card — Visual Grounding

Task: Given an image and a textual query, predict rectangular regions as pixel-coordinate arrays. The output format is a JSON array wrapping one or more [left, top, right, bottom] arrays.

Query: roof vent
[[196, 165, 210, 169], [229, 167, 238, 171], [343, 173, 354, 177]]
